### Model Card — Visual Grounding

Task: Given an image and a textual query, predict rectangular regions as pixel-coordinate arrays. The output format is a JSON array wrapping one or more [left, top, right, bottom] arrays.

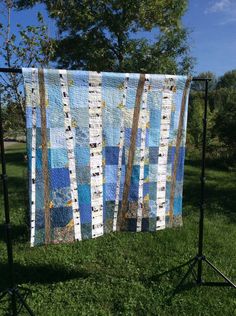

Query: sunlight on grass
[[0, 143, 235, 315]]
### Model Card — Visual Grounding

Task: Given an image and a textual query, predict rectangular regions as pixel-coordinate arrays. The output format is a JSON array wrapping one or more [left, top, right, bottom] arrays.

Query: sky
[[183, 0, 236, 75], [0, 0, 235, 77]]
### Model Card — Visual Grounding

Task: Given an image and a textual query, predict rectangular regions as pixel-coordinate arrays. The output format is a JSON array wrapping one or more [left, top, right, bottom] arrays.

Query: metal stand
[[0, 68, 235, 313], [0, 93, 34, 315], [171, 78, 236, 296]]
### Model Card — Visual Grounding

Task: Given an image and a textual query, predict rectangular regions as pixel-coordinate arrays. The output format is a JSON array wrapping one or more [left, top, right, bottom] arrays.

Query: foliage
[[187, 70, 236, 162], [14, 0, 194, 74], [0, 0, 55, 138], [1, 1, 235, 162], [186, 92, 204, 151], [0, 143, 236, 315], [191, 71, 217, 93], [216, 69, 236, 89], [214, 89, 236, 159], [2, 101, 25, 139]]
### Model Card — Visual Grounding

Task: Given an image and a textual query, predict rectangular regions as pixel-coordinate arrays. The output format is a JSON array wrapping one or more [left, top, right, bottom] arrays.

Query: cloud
[[205, 0, 231, 13], [219, 17, 236, 25], [205, 0, 236, 24]]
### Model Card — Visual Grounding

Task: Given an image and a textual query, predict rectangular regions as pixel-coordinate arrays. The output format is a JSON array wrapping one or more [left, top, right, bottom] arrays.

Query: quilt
[[23, 68, 191, 246]]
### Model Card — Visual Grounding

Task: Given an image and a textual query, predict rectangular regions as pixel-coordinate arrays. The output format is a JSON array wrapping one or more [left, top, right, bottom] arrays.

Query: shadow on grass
[[139, 259, 199, 305], [140, 258, 196, 287], [185, 157, 235, 172], [0, 262, 91, 289], [183, 158, 236, 222], [0, 171, 29, 233], [1, 149, 27, 198], [0, 224, 28, 243], [2, 172, 28, 192], [5, 151, 27, 168], [183, 177, 236, 223]]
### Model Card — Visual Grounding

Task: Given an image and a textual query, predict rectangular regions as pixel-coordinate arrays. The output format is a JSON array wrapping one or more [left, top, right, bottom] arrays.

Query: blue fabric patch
[[105, 146, 119, 165], [149, 128, 160, 146], [125, 128, 141, 148], [171, 147, 185, 181], [78, 184, 91, 204], [149, 147, 159, 164], [67, 70, 89, 109], [105, 165, 125, 184], [174, 196, 182, 215], [51, 207, 73, 228], [131, 165, 140, 184], [49, 148, 68, 168], [80, 204, 92, 224], [50, 128, 66, 148], [75, 147, 90, 166], [103, 127, 120, 146], [129, 183, 139, 201], [105, 183, 117, 201], [50, 168, 70, 189]]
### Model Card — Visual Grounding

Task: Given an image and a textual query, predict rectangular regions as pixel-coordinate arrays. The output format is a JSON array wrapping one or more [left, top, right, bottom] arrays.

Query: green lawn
[[0, 143, 236, 315]]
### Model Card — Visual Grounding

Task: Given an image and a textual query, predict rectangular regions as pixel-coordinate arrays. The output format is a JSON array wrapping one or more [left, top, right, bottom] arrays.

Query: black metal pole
[[197, 79, 208, 284], [0, 94, 17, 314], [0, 68, 22, 73], [0, 67, 211, 81]]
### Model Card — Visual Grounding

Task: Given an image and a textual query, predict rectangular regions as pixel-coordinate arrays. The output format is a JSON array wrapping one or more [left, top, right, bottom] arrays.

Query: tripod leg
[[11, 291, 17, 316], [0, 290, 17, 316], [204, 258, 236, 288], [15, 290, 35, 316], [0, 290, 8, 301], [172, 258, 198, 296], [156, 258, 196, 278]]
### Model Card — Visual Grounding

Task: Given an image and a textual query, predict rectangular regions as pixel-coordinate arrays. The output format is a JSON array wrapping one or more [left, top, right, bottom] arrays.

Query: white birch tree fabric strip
[[88, 71, 104, 238], [136, 74, 150, 232], [113, 73, 129, 231], [59, 70, 82, 241], [29, 68, 38, 247], [156, 77, 176, 230]]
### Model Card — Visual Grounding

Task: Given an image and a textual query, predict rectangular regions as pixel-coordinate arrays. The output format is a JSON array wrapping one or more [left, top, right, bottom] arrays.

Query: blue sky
[[184, 0, 236, 75], [0, 0, 235, 76]]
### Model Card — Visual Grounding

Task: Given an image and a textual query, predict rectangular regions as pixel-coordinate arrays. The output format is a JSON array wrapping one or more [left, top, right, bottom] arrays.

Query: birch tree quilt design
[[23, 68, 191, 246]]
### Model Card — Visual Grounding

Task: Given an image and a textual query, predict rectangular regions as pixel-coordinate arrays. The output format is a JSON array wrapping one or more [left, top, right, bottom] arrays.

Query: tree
[[187, 71, 218, 156], [191, 71, 217, 93], [215, 96, 236, 157], [186, 93, 204, 151], [187, 69, 236, 161], [214, 70, 236, 159], [216, 70, 236, 90], [14, 0, 194, 74], [0, 0, 55, 138]]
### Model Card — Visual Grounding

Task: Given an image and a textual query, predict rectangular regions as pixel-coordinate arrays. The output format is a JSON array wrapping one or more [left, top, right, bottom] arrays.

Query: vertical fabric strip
[[88, 71, 104, 238], [136, 74, 150, 232], [118, 73, 146, 230], [59, 69, 82, 241], [168, 77, 192, 224], [156, 77, 176, 230], [38, 69, 50, 244], [30, 69, 38, 247], [113, 73, 129, 231]]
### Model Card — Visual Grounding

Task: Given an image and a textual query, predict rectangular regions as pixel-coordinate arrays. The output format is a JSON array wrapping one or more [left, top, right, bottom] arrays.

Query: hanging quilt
[[23, 68, 191, 246]]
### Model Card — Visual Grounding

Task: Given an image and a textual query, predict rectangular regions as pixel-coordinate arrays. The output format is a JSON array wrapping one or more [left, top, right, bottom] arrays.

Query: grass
[[0, 143, 236, 315]]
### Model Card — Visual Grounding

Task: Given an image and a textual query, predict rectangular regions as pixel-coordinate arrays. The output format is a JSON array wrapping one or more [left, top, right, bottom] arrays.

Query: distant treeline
[[187, 70, 236, 163]]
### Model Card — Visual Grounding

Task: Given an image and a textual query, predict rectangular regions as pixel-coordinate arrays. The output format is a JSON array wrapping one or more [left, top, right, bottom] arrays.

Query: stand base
[[0, 286, 34, 316], [172, 255, 236, 296]]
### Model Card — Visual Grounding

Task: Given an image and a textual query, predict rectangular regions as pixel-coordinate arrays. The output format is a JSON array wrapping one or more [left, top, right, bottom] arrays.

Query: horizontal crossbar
[[0, 67, 211, 81]]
